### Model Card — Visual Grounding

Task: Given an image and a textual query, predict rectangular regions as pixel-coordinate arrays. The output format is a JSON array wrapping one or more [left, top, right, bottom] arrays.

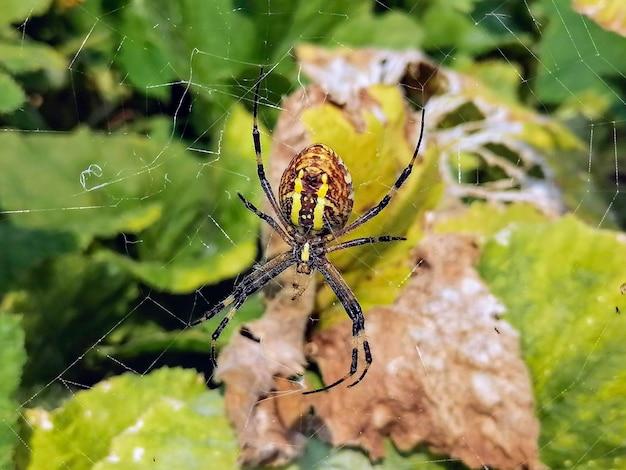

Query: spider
[[191, 69, 425, 395]]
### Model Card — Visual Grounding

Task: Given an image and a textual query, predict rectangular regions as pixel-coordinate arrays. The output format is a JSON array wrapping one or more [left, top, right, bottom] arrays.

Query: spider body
[[279, 144, 353, 235], [191, 69, 425, 395]]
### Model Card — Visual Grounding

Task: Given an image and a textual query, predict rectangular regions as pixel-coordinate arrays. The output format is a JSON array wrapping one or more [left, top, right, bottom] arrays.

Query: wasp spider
[[192, 70, 425, 394]]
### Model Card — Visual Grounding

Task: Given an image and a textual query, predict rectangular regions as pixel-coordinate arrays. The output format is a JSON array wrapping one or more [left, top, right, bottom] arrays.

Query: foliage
[[25, 368, 238, 469], [0, 314, 26, 469], [0, 0, 624, 469], [536, 0, 626, 104], [479, 215, 626, 468]]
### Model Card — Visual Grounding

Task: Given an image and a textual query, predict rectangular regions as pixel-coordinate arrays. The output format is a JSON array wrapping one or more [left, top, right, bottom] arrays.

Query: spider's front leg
[[303, 258, 371, 395]]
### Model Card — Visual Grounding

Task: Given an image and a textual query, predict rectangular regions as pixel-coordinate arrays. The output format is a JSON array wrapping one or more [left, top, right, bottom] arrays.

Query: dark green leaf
[[0, 223, 77, 295], [536, 0, 626, 104], [113, 0, 254, 100], [95, 295, 264, 360], [329, 10, 423, 49], [2, 254, 137, 386]]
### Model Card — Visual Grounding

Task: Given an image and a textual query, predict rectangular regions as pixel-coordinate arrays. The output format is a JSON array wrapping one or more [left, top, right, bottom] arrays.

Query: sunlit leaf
[[25, 368, 215, 470], [434, 202, 547, 239], [301, 85, 443, 326], [0, 0, 52, 26], [91, 391, 238, 470], [0, 104, 268, 292], [99, 104, 270, 292], [479, 216, 626, 468], [0, 128, 170, 243], [455, 59, 522, 103]]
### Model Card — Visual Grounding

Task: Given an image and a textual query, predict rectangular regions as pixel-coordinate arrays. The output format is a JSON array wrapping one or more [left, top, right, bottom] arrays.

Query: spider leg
[[189, 251, 294, 327], [325, 235, 406, 254], [189, 252, 296, 366], [326, 107, 426, 241], [303, 259, 372, 394], [252, 68, 293, 232], [237, 192, 292, 243]]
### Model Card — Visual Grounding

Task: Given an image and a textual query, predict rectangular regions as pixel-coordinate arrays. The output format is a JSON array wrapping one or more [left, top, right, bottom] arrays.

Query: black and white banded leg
[[237, 192, 292, 242], [190, 252, 296, 367], [303, 259, 372, 394], [251, 68, 293, 234], [325, 235, 406, 254]]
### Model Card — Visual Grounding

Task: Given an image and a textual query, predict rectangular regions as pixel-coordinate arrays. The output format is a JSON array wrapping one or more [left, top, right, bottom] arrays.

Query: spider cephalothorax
[[191, 69, 425, 395]]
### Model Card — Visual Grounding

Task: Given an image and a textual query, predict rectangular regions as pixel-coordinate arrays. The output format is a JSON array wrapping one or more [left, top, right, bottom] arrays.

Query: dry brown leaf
[[216, 273, 313, 466], [215, 86, 327, 467], [308, 233, 541, 469]]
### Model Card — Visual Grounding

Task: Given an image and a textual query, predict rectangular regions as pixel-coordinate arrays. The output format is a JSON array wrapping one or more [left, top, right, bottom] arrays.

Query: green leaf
[[0, 41, 67, 88], [329, 10, 423, 49], [92, 391, 238, 469], [112, 0, 254, 100], [0, 0, 52, 26], [0, 314, 26, 469], [434, 202, 547, 239], [25, 368, 215, 470], [420, 1, 505, 54], [0, 104, 267, 292], [0, 223, 77, 295], [1, 254, 138, 386], [247, 1, 365, 74], [0, 71, 26, 114], [99, 104, 270, 292], [536, 0, 626, 104], [454, 59, 522, 103], [0, 128, 169, 244], [479, 216, 626, 468], [288, 439, 446, 470]]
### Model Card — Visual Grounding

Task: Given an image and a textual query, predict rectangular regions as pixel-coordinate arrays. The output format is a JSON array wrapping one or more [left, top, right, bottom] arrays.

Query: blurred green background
[[1, 0, 625, 469]]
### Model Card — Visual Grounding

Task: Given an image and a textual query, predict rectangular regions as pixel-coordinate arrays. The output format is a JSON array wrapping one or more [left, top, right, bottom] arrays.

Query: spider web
[[1, 0, 624, 468]]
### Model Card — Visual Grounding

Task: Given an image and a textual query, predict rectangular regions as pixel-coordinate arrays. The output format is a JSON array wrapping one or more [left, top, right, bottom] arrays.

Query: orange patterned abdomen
[[279, 144, 353, 235]]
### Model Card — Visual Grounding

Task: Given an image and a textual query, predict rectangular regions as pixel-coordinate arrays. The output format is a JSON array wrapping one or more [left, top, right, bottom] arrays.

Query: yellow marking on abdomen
[[313, 173, 329, 230], [290, 169, 304, 226]]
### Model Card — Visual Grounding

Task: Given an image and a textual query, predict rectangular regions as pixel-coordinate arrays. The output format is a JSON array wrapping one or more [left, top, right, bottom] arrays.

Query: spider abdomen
[[279, 144, 353, 234]]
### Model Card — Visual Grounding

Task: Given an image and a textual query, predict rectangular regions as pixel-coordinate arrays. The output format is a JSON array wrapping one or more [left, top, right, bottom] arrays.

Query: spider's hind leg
[[303, 259, 372, 395], [348, 334, 372, 388]]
